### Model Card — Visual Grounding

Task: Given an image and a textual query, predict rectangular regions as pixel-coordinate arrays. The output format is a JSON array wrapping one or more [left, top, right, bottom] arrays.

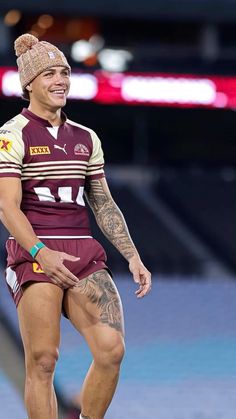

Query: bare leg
[[64, 270, 125, 419], [17, 282, 63, 419]]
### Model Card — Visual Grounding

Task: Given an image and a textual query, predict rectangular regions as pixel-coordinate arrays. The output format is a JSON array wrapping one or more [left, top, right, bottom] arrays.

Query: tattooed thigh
[[76, 270, 124, 333]]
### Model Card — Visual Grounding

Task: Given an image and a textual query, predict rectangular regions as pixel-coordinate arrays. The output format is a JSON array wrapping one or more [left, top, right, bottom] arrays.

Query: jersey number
[[34, 186, 85, 206]]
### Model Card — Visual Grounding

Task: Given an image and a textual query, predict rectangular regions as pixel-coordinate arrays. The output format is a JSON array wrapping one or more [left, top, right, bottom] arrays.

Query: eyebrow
[[43, 67, 70, 73]]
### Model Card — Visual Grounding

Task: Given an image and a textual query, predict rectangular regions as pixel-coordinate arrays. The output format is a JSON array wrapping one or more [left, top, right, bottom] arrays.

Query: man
[[0, 34, 151, 419]]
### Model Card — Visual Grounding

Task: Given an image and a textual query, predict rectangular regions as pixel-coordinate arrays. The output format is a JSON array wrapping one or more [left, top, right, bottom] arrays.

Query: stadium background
[[0, 1, 236, 418]]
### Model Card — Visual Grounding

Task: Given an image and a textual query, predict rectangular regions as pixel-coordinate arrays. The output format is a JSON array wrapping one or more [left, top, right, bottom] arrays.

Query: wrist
[[128, 252, 141, 263], [29, 242, 45, 259]]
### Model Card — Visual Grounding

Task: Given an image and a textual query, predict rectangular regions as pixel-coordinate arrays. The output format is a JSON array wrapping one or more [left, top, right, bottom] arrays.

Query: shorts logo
[[33, 262, 44, 273], [74, 143, 89, 156], [0, 138, 12, 152], [30, 146, 51, 155]]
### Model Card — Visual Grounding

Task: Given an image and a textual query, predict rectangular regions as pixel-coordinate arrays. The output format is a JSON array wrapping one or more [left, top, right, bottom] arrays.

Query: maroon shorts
[[5, 238, 109, 307]]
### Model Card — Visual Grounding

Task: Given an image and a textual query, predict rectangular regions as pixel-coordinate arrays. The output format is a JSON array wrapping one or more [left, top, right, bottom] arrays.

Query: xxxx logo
[[33, 262, 44, 273], [0, 138, 12, 152], [30, 146, 51, 155]]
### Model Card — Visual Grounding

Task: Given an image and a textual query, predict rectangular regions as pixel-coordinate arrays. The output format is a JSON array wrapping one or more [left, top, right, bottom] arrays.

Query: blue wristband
[[29, 242, 45, 258]]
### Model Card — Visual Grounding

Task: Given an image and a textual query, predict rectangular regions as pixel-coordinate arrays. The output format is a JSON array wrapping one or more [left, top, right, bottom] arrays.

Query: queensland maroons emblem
[[74, 143, 89, 156]]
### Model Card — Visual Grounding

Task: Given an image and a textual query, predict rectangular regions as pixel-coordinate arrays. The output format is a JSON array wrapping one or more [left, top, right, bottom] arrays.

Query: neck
[[28, 103, 62, 126]]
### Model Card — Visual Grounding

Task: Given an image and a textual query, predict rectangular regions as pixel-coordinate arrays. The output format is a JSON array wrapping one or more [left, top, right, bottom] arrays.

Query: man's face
[[28, 66, 71, 110]]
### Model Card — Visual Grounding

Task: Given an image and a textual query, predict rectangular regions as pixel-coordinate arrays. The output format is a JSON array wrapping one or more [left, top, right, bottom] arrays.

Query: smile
[[50, 90, 66, 95]]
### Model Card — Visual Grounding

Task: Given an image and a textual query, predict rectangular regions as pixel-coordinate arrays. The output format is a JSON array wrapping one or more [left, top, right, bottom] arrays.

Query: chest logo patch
[[30, 146, 51, 155], [74, 143, 89, 156], [0, 138, 12, 152]]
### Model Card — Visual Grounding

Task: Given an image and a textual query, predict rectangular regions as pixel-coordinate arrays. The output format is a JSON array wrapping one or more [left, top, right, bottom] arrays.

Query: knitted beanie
[[14, 33, 71, 89]]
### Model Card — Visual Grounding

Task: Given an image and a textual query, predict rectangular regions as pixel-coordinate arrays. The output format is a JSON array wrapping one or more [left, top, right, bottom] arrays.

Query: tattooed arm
[[85, 177, 151, 297], [86, 178, 137, 261]]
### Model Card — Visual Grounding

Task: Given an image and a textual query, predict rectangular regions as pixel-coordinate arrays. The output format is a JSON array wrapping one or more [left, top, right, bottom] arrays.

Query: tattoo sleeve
[[85, 179, 138, 261]]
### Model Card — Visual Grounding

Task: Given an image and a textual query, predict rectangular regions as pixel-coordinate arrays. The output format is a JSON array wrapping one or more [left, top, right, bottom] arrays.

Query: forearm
[[86, 179, 140, 261], [0, 205, 40, 252], [96, 199, 139, 261]]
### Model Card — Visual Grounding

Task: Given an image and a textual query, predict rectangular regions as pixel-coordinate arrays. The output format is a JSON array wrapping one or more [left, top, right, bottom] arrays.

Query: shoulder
[[0, 113, 29, 157], [66, 119, 100, 142], [0, 113, 29, 139]]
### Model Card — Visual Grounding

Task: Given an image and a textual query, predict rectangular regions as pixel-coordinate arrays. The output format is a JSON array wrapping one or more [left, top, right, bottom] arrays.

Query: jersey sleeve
[[86, 130, 105, 180], [0, 126, 24, 178]]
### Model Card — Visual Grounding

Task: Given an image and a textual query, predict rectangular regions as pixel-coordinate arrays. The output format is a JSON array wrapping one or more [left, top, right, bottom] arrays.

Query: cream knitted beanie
[[14, 33, 71, 89]]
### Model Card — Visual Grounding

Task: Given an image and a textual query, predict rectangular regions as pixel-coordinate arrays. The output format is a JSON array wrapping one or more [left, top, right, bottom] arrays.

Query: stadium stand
[[88, 180, 203, 276], [0, 369, 26, 418], [156, 168, 236, 273]]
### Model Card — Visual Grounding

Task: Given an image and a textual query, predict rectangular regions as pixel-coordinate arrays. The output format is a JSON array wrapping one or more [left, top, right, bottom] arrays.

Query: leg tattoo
[[77, 270, 123, 332]]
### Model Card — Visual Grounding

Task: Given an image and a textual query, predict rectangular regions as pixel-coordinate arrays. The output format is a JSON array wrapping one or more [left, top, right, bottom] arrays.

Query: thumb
[[62, 252, 80, 262], [132, 268, 141, 283]]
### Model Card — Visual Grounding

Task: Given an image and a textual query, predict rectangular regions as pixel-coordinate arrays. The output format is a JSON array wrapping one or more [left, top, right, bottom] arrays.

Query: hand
[[35, 247, 80, 289], [129, 255, 152, 298]]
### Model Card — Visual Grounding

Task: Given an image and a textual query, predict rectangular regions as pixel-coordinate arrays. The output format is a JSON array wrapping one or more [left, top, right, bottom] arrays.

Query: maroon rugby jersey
[[0, 108, 105, 237]]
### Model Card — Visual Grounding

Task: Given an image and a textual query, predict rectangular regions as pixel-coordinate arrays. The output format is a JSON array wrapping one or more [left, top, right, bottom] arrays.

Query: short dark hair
[[22, 89, 30, 101]]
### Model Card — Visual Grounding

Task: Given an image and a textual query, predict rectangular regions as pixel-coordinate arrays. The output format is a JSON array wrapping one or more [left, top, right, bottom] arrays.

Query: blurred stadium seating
[[157, 168, 236, 272], [0, 369, 25, 417]]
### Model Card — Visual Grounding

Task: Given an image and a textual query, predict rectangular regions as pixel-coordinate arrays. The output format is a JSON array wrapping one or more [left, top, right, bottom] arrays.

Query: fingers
[[132, 267, 141, 284], [36, 249, 80, 288], [135, 281, 151, 298], [129, 257, 152, 298], [58, 252, 80, 286], [62, 252, 80, 262], [134, 269, 152, 299], [49, 265, 79, 288], [135, 283, 150, 298]]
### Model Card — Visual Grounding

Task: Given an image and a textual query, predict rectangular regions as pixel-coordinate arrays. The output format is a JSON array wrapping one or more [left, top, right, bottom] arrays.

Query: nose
[[54, 73, 65, 84]]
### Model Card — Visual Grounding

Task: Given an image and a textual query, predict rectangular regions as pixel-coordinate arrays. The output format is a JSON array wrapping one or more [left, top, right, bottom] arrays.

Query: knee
[[111, 340, 125, 366], [96, 337, 125, 369], [26, 348, 59, 380]]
